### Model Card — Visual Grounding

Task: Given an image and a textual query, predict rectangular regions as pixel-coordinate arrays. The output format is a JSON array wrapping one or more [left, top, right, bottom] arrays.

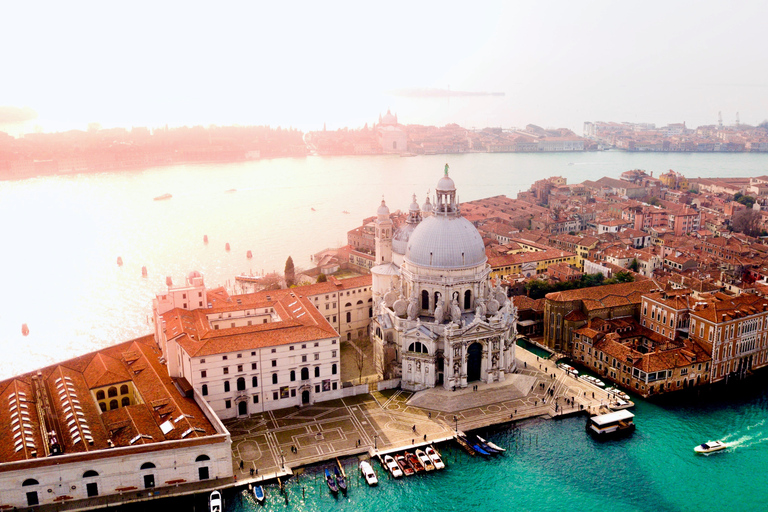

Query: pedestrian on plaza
[[250, 468, 254, 477], [428, 412, 431, 418], [423, 434, 427, 442], [239, 460, 244, 470], [412, 425, 416, 432], [524, 361, 527, 368]]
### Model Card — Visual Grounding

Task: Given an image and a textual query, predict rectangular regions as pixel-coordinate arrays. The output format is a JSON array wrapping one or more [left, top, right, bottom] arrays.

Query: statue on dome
[[450, 298, 462, 324], [407, 295, 419, 320], [434, 298, 445, 324], [444, 163, 450, 176]]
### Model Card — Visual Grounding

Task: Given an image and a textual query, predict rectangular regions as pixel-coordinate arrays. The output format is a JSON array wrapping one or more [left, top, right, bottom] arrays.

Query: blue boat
[[460, 434, 491, 456], [253, 485, 265, 504], [325, 468, 339, 493], [470, 434, 503, 454]]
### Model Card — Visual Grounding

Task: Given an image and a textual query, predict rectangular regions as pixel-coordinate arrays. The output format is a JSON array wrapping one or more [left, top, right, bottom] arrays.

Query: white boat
[[477, 435, 506, 452], [383, 454, 403, 478], [359, 460, 378, 486], [586, 410, 635, 438], [425, 446, 445, 470], [694, 440, 727, 454], [605, 387, 631, 401], [557, 363, 579, 375], [209, 490, 222, 512], [580, 375, 605, 387], [416, 449, 435, 471], [253, 485, 265, 504]]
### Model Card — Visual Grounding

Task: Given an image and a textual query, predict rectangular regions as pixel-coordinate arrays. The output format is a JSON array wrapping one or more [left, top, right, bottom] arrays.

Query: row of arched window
[[420, 290, 473, 310], [95, 384, 130, 400], [202, 366, 338, 396], [98, 397, 130, 412]]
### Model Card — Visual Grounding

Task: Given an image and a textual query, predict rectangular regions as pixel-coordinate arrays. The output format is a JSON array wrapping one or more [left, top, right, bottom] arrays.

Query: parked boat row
[[325, 466, 347, 494], [381, 445, 446, 478]]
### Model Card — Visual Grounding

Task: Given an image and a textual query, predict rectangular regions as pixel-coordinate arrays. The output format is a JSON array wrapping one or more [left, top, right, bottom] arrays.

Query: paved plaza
[[224, 346, 620, 486]]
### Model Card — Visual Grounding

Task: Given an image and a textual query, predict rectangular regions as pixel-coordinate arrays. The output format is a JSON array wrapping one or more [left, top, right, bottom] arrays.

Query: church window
[[464, 290, 472, 310], [408, 342, 428, 354], [421, 290, 429, 310]]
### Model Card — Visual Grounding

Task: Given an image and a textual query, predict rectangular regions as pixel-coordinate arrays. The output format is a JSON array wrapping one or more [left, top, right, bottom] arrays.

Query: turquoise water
[[217, 376, 768, 512]]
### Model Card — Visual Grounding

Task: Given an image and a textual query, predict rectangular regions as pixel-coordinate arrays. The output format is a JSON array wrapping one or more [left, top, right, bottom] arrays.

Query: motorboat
[[694, 440, 727, 454], [580, 375, 606, 387], [415, 449, 435, 471], [405, 451, 425, 473], [384, 454, 403, 477], [476, 434, 506, 453], [605, 387, 631, 401], [425, 446, 445, 470], [325, 468, 339, 493], [359, 460, 378, 486], [395, 454, 414, 476], [252, 485, 265, 504], [586, 410, 635, 439], [209, 490, 222, 512], [154, 193, 172, 201], [334, 466, 347, 493], [557, 363, 578, 375]]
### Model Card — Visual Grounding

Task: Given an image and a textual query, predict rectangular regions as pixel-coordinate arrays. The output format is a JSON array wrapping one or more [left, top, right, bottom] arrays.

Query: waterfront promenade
[[227, 346, 617, 487]]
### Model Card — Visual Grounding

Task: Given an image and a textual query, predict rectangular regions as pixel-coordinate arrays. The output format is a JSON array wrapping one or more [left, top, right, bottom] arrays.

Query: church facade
[[371, 166, 518, 391]]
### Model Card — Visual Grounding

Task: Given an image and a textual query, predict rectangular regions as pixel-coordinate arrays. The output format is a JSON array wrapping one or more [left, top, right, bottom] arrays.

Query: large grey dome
[[405, 215, 486, 268]]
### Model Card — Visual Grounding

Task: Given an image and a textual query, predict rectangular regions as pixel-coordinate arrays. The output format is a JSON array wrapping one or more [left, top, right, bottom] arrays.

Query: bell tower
[[375, 198, 393, 264]]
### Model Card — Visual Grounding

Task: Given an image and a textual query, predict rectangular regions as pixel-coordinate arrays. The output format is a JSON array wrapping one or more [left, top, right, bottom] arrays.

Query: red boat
[[395, 454, 414, 476], [404, 451, 425, 473]]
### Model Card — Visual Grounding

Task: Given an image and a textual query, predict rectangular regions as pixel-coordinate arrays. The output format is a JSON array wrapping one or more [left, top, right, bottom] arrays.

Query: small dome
[[381, 109, 397, 125], [377, 199, 390, 217], [437, 176, 456, 192], [409, 194, 420, 212], [188, 270, 202, 280]]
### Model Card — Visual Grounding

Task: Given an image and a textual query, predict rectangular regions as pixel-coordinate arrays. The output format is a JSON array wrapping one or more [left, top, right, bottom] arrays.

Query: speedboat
[[694, 440, 727, 454], [209, 490, 222, 512], [581, 375, 605, 387], [395, 454, 414, 476], [334, 466, 347, 493], [425, 446, 445, 470], [359, 460, 378, 486], [325, 468, 339, 493], [415, 449, 435, 471], [605, 387, 631, 401], [476, 435, 506, 453], [405, 451, 424, 473], [558, 363, 578, 375], [384, 454, 403, 477], [253, 485, 265, 504]]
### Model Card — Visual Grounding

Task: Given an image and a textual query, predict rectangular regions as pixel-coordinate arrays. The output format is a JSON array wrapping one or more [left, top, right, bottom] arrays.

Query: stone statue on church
[[434, 298, 445, 324], [450, 298, 462, 324], [407, 295, 419, 320], [474, 298, 487, 319]]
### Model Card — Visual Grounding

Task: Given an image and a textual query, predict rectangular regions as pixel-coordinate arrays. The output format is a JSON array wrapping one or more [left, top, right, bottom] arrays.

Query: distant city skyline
[[2, 1, 768, 135]]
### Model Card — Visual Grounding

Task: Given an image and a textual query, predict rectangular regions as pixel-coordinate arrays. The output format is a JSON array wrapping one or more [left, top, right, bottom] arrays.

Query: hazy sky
[[3, 0, 767, 133]]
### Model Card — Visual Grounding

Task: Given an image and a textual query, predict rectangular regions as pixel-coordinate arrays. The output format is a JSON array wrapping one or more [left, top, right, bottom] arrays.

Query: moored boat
[[325, 468, 338, 493], [586, 410, 635, 439], [459, 434, 490, 456], [384, 454, 403, 477], [415, 449, 435, 471], [209, 490, 222, 512], [253, 485, 265, 504], [405, 451, 425, 472], [334, 466, 347, 493], [580, 375, 606, 387], [359, 460, 378, 486], [477, 434, 506, 453], [395, 454, 414, 476], [557, 363, 578, 375], [694, 440, 727, 454], [425, 446, 445, 470], [605, 386, 631, 401], [469, 434, 502, 454]]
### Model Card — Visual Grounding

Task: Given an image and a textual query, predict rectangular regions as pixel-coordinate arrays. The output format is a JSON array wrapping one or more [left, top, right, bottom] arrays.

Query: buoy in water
[[225, 243, 231, 251], [22, 324, 29, 336], [247, 250, 253, 259], [141, 266, 148, 277], [166, 276, 173, 286], [203, 235, 208, 244], [117, 256, 123, 266]]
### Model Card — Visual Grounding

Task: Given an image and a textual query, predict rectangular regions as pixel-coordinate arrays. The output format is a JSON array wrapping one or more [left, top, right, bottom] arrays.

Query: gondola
[[459, 434, 491, 456], [476, 434, 506, 453], [334, 466, 347, 493], [325, 468, 339, 493]]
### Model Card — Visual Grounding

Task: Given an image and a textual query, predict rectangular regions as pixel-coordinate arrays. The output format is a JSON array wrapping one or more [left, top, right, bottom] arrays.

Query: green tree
[[628, 258, 639, 272], [316, 273, 327, 283], [284, 256, 295, 287]]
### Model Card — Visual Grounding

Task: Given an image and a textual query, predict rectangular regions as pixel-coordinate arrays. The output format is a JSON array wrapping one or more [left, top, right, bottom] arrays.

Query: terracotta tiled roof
[[546, 280, 658, 302]]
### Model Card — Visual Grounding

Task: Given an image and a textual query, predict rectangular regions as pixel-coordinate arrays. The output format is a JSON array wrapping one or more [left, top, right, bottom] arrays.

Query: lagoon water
[[1, 151, 768, 378], [2, 151, 768, 511]]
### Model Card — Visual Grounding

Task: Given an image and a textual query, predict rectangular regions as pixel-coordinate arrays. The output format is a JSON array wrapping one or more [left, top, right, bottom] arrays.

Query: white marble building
[[371, 166, 518, 391]]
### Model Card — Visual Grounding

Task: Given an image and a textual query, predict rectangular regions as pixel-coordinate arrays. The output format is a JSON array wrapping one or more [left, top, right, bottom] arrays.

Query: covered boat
[[586, 410, 635, 438], [253, 485, 265, 504], [694, 440, 727, 454]]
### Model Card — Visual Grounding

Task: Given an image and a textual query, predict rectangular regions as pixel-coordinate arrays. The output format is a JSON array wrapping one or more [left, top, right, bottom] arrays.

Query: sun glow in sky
[[3, 0, 768, 133]]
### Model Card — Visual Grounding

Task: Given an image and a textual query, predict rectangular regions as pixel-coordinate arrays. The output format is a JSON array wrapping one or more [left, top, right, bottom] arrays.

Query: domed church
[[371, 165, 518, 391]]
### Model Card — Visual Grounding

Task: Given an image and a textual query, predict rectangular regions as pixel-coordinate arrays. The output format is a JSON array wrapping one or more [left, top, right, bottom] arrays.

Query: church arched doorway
[[302, 390, 310, 405], [467, 342, 483, 382]]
